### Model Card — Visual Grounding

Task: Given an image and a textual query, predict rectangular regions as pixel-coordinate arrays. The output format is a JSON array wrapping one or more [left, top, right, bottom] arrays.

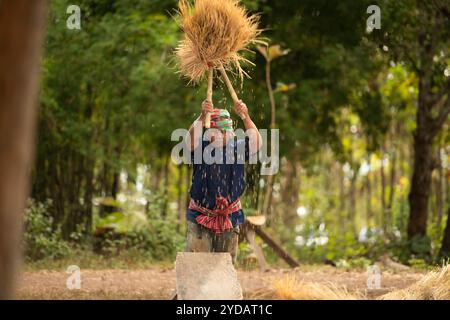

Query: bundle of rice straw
[[175, 0, 261, 126], [249, 265, 450, 300], [249, 274, 361, 300], [379, 264, 450, 300]]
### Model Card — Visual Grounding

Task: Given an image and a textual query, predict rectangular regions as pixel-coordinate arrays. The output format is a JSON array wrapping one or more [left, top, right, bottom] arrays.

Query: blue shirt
[[187, 136, 250, 227]]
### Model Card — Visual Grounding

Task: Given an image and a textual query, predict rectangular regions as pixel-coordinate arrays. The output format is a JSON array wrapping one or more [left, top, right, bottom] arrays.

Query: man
[[185, 99, 262, 264]]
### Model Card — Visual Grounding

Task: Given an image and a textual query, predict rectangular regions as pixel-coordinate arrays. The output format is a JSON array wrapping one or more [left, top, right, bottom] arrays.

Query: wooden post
[[204, 67, 213, 128], [0, 0, 47, 299], [253, 225, 300, 268], [218, 64, 246, 120], [245, 227, 269, 271]]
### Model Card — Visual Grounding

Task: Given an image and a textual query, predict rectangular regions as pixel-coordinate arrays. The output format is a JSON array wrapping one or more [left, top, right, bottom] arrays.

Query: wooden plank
[[245, 228, 269, 271], [254, 226, 300, 268]]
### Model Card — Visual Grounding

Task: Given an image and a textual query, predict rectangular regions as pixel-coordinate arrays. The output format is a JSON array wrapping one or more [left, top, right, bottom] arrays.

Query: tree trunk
[[338, 164, 346, 231], [380, 151, 387, 234], [365, 156, 373, 227], [177, 166, 185, 229], [386, 144, 397, 236], [0, 0, 47, 298], [262, 175, 274, 217], [281, 160, 300, 225], [111, 171, 120, 199], [408, 136, 434, 239], [185, 165, 192, 209], [161, 154, 170, 217], [339, 164, 346, 212], [348, 167, 358, 234], [262, 57, 277, 218], [407, 78, 435, 239], [439, 207, 450, 258], [435, 145, 444, 228], [84, 159, 95, 235], [387, 148, 397, 214]]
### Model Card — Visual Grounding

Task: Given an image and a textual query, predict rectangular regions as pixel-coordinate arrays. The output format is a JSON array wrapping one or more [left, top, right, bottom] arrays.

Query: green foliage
[[96, 218, 184, 261], [127, 221, 185, 261], [336, 257, 372, 270], [139, 193, 186, 260], [408, 258, 428, 270], [24, 194, 184, 263], [385, 236, 432, 265], [94, 192, 185, 261], [409, 236, 432, 259], [23, 200, 71, 261]]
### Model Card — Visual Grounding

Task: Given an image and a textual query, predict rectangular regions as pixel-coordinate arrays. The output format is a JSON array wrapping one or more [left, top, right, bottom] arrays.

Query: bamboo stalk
[[205, 67, 213, 128], [218, 64, 246, 120]]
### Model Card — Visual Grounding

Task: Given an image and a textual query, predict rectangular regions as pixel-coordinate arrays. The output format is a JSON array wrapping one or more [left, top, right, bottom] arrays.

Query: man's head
[[210, 108, 234, 145]]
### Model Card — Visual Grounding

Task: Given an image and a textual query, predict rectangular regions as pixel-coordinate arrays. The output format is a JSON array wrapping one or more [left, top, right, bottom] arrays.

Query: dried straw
[[379, 264, 450, 300], [249, 265, 450, 301], [175, 0, 261, 84], [247, 273, 362, 300]]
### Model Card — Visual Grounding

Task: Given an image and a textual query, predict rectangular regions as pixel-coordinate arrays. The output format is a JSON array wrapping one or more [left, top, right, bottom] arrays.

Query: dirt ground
[[15, 266, 425, 300]]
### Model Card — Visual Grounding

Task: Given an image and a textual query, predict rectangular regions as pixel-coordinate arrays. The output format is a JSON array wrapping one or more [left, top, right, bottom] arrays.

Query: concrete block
[[175, 252, 243, 300]]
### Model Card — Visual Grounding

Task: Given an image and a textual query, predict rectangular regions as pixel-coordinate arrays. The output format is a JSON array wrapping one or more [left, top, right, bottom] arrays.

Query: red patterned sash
[[189, 197, 241, 234]]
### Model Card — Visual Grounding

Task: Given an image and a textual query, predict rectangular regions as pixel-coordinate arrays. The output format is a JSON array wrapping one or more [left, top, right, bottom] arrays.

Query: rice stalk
[[175, 0, 262, 84]]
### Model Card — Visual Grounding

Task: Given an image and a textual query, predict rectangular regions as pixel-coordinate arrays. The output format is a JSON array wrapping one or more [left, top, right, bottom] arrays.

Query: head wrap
[[210, 109, 233, 132]]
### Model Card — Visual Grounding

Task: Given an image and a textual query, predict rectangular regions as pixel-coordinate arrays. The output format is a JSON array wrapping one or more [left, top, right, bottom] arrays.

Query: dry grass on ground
[[378, 264, 450, 300], [16, 265, 430, 300], [250, 265, 450, 300]]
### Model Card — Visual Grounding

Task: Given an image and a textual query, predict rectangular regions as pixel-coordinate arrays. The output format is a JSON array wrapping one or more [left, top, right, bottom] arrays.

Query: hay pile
[[379, 264, 450, 300], [271, 275, 360, 300], [175, 0, 261, 84], [249, 274, 361, 300], [251, 265, 450, 300]]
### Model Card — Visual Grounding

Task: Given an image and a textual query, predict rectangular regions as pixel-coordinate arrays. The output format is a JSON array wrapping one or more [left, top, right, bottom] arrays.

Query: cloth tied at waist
[[189, 196, 241, 234]]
